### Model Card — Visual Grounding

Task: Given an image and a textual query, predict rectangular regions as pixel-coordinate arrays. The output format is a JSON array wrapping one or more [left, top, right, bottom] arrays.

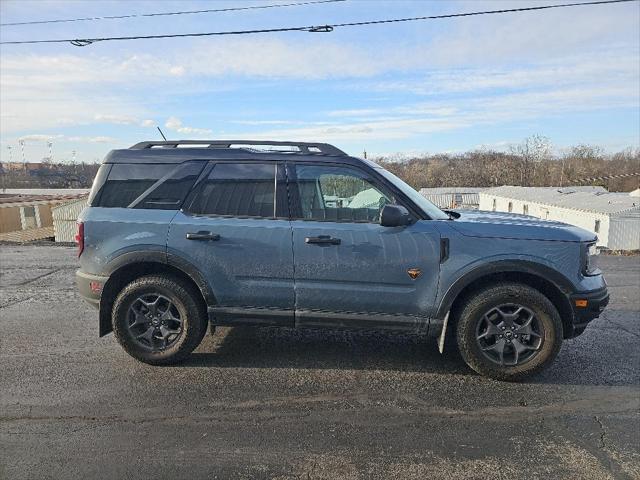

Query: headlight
[[584, 242, 599, 275]]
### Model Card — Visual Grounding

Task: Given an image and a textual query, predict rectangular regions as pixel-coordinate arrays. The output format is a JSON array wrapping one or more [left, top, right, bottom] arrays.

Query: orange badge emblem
[[407, 268, 422, 280]]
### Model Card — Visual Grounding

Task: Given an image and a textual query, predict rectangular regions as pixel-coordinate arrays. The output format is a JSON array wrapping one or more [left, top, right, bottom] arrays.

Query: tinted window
[[292, 165, 392, 222], [188, 163, 277, 218], [132, 162, 205, 210], [96, 164, 175, 208], [87, 164, 111, 206]]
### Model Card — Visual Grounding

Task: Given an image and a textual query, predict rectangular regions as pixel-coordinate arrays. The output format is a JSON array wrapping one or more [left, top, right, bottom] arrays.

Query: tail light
[[75, 221, 84, 257]]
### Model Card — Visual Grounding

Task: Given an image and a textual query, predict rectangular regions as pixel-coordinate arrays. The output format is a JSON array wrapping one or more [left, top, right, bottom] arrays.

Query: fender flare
[[98, 250, 216, 336], [100, 249, 215, 305], [435, 260, 574, 352]]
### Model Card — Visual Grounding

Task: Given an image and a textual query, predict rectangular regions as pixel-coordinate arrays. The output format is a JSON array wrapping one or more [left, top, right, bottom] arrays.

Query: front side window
[[188, 163, 279, 218], [374, 168, 449, 220], [291, 164, 393, 222]]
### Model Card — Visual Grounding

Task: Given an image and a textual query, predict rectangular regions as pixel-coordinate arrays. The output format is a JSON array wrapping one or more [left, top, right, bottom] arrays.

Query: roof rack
[[129, 140, 347, 156]]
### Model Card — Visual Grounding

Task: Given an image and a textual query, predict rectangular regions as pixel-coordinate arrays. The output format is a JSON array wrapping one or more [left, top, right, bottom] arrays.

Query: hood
[[448, 210, 597, 243]]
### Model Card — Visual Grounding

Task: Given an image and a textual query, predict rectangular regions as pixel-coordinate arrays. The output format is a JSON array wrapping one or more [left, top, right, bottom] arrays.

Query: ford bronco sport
[[76, 140, 608, 380]]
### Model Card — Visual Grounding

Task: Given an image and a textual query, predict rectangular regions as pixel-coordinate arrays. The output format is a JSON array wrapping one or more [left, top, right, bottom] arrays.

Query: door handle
[[186, 231, 220, 241], [305, 235, 341, 245]]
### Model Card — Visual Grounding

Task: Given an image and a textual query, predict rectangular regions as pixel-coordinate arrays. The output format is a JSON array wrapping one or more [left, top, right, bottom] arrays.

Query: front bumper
[[76, 269, 109, 308], [568, 286, 609, 337]]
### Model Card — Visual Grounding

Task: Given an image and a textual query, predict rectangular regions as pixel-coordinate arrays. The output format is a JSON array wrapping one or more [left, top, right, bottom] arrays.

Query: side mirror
[[380, 204, 411, 227]]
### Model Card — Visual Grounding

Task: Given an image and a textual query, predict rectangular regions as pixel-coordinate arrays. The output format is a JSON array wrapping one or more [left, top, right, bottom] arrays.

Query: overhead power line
[[0, 0, 346, 27], [572, 172, 640, 184], [1, 0, 635, 47]]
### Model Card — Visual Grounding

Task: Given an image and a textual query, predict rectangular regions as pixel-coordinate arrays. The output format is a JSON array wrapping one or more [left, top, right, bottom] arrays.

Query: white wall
[[479, 194, 611, 247], [608, 213, 640, 250], [52, 198, 87, 242]]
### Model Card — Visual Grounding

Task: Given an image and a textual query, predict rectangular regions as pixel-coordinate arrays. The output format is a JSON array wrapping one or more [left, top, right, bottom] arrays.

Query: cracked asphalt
[[0, 244, 638, 479]]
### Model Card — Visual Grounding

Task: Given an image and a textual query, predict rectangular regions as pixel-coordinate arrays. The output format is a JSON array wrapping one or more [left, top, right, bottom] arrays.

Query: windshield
[[376, 168, 450, 220]]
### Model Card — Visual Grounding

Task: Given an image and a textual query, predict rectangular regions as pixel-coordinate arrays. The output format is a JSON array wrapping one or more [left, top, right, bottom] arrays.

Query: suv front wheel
[[112, 275, 207, 365], [455, 283, 563, 381]]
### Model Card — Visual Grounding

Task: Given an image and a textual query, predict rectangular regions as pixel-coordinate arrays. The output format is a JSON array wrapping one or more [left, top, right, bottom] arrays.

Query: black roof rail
[[129, 140, 347, 156]]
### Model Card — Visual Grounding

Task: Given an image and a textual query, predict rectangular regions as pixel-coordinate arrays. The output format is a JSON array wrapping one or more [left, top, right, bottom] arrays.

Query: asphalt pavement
[[0, 244, 638, 479]]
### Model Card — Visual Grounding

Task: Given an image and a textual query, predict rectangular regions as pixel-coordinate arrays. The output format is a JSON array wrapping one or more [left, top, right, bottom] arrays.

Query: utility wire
[[572, 172, 640, 184], [0, 0, 635, 46], [0, 0, 346, 27]]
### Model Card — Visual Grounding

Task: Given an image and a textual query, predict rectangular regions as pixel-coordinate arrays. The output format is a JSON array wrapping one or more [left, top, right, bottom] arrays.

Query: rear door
[[288, 162, 441, 329], [167, 161, 295, 326]]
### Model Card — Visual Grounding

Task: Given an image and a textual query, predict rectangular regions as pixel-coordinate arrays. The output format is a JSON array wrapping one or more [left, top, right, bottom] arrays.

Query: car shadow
[[176, 322, 640, 387], [183, 325, 472, 376]]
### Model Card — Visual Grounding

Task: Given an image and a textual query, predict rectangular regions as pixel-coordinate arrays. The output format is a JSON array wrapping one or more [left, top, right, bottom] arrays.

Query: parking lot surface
[[0, 244, 638, 479]]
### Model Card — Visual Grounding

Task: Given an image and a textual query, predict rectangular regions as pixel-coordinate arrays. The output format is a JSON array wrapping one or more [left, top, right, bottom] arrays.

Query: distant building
[[0, 162, 50, 172], [419, 187, 486, 210], [0, 188, 89, 196], [479, 186, 640, 250], [0, 191, 87, 242], [52, 197, 88, 243]]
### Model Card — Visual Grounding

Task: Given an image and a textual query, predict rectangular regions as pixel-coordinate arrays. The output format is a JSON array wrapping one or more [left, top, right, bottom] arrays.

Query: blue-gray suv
[[76, 140, 608, 380]]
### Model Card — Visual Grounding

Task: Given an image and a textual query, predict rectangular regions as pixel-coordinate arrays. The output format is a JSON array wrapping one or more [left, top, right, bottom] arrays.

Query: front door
[[287, 163, 441, 330], [167, 161, 294, 326]]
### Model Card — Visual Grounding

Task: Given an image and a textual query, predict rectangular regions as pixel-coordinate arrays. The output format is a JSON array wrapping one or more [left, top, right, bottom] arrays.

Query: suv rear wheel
[[112, 275, 207, 365], [455, 283, 562, 381]]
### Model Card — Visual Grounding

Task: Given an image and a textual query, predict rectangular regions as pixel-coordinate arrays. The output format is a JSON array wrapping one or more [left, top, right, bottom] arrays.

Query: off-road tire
[[456, 283, 562, 381], [112, 275, 207, 365]]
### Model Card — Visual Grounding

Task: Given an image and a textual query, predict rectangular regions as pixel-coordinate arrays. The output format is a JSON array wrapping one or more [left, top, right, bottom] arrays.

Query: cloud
[[0, 0, 636, 148], [372, 51, 640, 96], [94, 114, 138, 125], [423, 0, 639, 66], [0, 53, 160, 133], [86, 136, 117, 143], [327, 109, 383, 118], [230, 120, 311, 126], [18, 134, 64, 143], [169, 66, 186, 76], [226, 80, 640, 144], [15, 134, 116, 144], [165, 117, 212, 136]]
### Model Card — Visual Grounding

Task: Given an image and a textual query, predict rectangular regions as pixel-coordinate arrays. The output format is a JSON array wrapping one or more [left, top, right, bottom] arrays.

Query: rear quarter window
[[92, 162, 204, 209], [87, 164, 111, 206]]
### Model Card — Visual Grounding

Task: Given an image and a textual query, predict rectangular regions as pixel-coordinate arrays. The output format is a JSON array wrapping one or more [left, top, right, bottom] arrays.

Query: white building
[[52, 196, 88, 243], [419, 187, 486, 210], [479, 186, 640, 250]]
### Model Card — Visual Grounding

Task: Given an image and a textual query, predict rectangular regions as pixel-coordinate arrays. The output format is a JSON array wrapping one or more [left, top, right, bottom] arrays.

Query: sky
[[0, 0, 638, 163]]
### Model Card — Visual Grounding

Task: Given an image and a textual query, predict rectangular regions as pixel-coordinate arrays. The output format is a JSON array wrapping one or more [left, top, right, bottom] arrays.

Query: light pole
[[19, 140, 26, 169]]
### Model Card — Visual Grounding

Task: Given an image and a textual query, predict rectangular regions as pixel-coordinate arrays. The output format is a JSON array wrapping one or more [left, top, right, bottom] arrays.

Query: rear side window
[[92, 162, 204, 209], [131, 162, 205, 210], [187, 163, 282, 218]]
